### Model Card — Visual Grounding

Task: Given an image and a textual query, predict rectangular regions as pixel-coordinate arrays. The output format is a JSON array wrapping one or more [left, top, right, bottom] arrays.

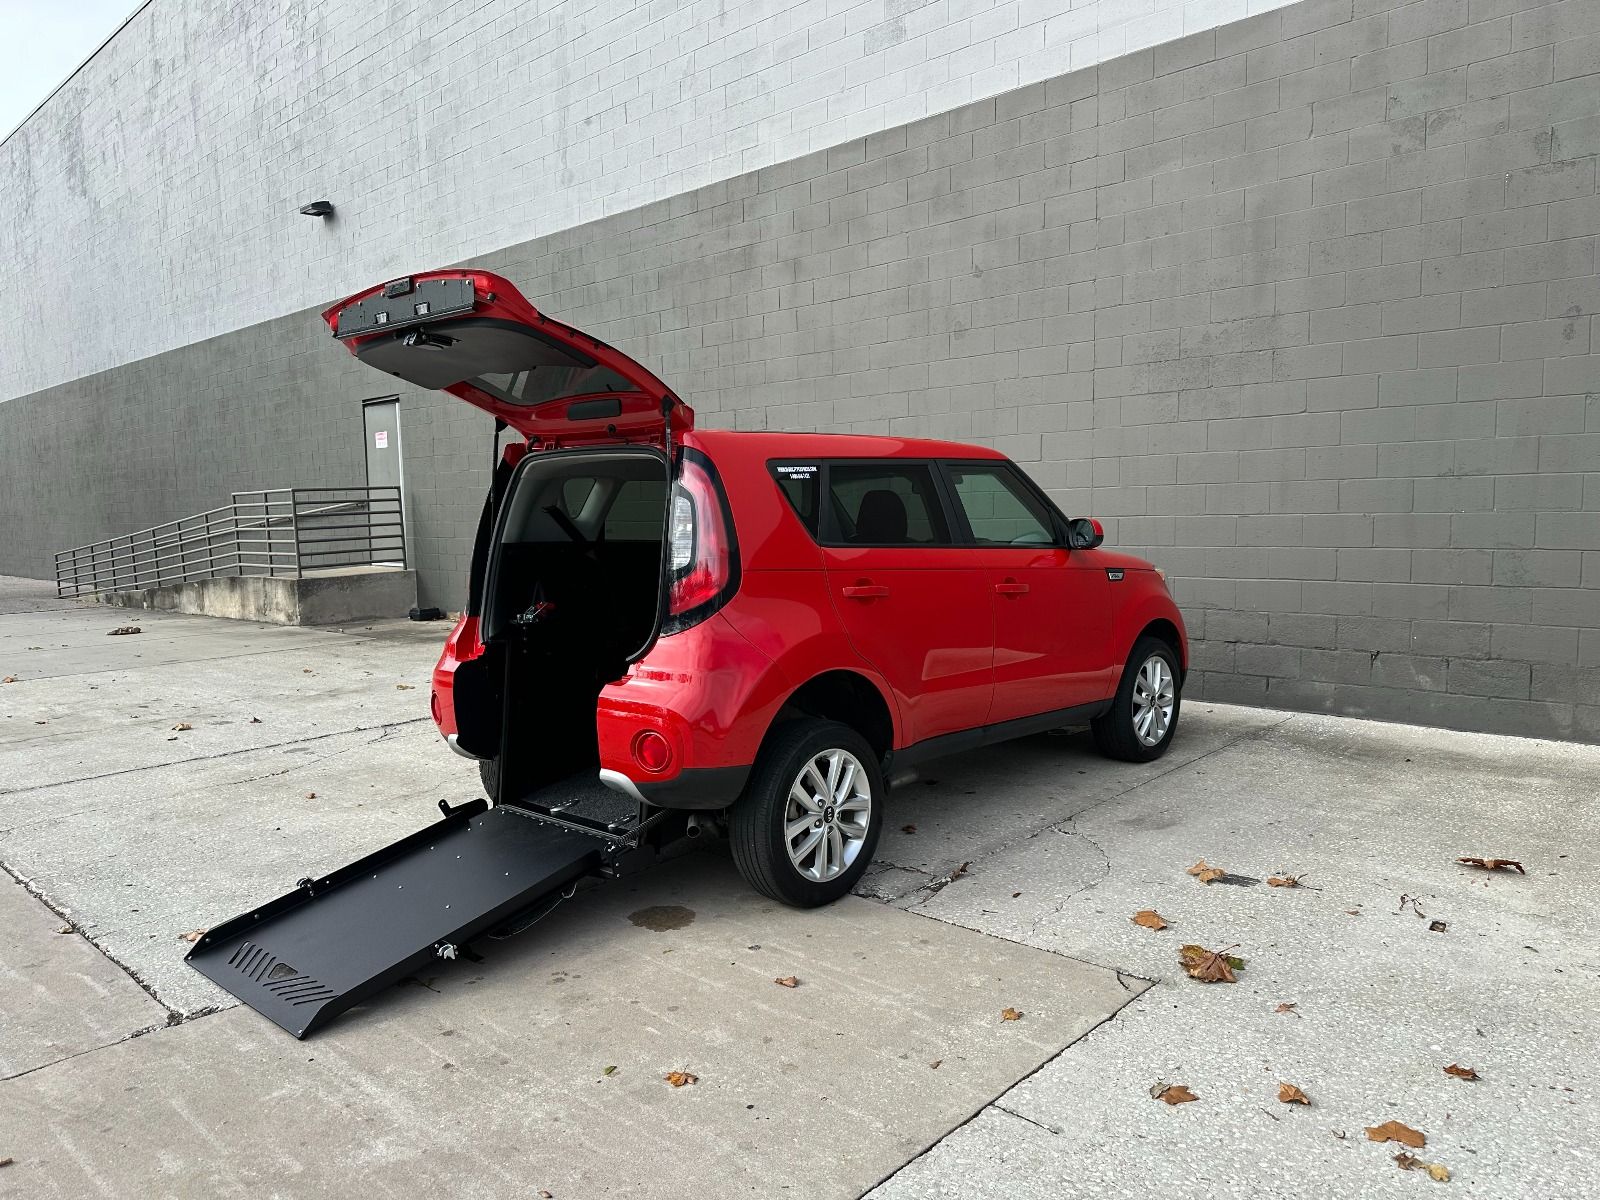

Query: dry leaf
[[774, 976, 799, 988], [950, 861, 970, 880], [2, 676, 17, 684], [664, 1070, 698, 1087], [1179, 943, 1244, 983], [396, 683, 415, 690], [302, 668, 314, 674], [1428, 920, 1448, 933], [304, 791, 318, 799], [901, 824, 917, 834], [107, 626, 142, 636], [249, 716, 262, 723], [171, 722, 192, 732], [0, 1157, 12, 1167], [602, 1065, 617, 1076], [1443, 1063, 1479, 1081], [1132, 909, 1169, 930], [56, 925, 73, 935], [1000, 1007, 1023, 1022], [1186, 859, 1225, 884], [929, 1059, 942, 1069], [540, 1191, 554, 1199], [1267, 874, 1305, 888], [1458, 856, 1525, 874], [1151, 1083, 1197, 1105], [1394, 1153, 1451, 1181], [1278, 1082, 1310, 1106], [1366, 1120, 1425, 1148], [178, 929, 207, 943], [1275, 1002, 1300, 1015]]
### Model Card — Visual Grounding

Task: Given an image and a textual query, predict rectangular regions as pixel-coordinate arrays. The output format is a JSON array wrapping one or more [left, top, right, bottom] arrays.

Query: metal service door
[[363, 398, 404, 565]]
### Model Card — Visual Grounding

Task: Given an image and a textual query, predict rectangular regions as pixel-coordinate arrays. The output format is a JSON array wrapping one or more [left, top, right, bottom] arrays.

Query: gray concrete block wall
[[2, 0, 1597, 740]]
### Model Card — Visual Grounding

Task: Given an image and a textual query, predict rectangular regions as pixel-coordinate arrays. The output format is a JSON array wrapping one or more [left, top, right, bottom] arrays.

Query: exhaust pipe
[[685, 813, 724, 840]]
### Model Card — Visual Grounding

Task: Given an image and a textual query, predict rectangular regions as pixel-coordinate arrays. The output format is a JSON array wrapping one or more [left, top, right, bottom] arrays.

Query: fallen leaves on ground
[[249, 716, 262, 723], [1186, 859, 1225, 884], [2, 676, 17, 684], [396, 683, 415, 690], [540, 1190, 554, 1198], [1429, 920, 1448, 933], [929, 1059, 942, 1069], [602, 1065, 617, 1076], [1444, 1063, 1479, 1081], [664, 1070, 698, 1087], [950, 861, 970, 880], [1275, 1002, 1301, 1016], [171, 722, 192, 732], [1150, 1083, 1197, 1105], [56, 925, 72, 935], [1179, 944, 1244, 983], [0, 1158, 12, 1168], [1398, 894, 1426, 917], [1001, 1007, 1024, 1021], [1458, 856, 1525, 874], [1132, 909, 1169, 930], [1267, 874, 1306, 888], [1394, 1153, 1451, 1181], [305, 792, 317, 799], [774, 976, 799, 988], [177, 929, 207, 943], [107, 626, 142, 636], [1278, 1083, 1311, 1106], [1365, 1120, 1425, 1148], [901, 824, 916, 834]]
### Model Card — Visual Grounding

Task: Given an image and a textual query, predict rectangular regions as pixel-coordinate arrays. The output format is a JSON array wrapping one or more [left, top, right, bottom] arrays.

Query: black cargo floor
[[515, 769, 637, 831]]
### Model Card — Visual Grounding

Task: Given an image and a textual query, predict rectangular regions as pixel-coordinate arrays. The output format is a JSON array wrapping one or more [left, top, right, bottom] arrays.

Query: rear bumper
[[599, 765, 750, 810]]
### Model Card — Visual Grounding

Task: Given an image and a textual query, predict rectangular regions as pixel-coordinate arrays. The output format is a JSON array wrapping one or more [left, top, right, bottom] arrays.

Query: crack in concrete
[[1, 858, 184, 1024], [991, 1102, 1061, 1135], [0, 717, 431, 798], [880, 713, 1298, 916]]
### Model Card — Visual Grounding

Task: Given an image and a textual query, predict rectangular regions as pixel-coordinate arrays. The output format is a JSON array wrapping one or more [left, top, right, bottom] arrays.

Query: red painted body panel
[[331, 271, 1187, 803]]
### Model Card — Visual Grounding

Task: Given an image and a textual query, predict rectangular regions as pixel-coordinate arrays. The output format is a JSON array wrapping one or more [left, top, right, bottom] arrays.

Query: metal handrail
[[54, 486, 406, 598]]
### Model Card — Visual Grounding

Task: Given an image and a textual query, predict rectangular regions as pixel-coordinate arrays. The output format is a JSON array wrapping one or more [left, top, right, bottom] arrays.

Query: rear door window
[[944, 463, 1058, 546], [823, 463, 952, 546]]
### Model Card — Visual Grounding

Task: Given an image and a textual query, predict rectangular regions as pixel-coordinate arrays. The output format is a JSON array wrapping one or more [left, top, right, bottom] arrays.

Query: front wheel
[[1092, 637, 1181, 762], [729, 720, 883, 907]]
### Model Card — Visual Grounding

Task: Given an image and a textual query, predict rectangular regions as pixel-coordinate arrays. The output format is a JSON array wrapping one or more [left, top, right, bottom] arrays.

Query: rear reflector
[[632, 730, 672, 773]]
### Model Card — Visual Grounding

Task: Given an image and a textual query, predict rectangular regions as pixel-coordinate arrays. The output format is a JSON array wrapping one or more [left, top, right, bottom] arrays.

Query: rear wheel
[[729, 720, 883, 908], [478, 756, 500, 801], [1092, 637, 1181, 762]]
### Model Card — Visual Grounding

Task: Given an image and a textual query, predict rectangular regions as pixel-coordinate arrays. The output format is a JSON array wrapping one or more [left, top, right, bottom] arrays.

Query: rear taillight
[[663, 453, 738, 634]]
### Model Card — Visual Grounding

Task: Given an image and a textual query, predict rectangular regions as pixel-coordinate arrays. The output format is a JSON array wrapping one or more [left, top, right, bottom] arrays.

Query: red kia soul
[[327, 271, 1187, 907]]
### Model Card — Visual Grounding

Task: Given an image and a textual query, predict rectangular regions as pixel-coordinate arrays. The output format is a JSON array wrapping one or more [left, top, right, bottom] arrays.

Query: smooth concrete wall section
[[0, 0, 1302, 403], [2, 0, 1597, 740]]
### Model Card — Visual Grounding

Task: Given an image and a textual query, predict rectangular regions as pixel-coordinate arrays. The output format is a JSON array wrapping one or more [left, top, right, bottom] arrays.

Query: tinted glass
[[771, 464, 821, 536], [947, 464, 1056, 546], [826, 463, 951, 546], [472, 364, 640, 407], [604, 478, 667, 540]]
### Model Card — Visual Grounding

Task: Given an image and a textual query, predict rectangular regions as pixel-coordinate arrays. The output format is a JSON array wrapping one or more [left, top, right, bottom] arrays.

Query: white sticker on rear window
[[775, 464, 816, 476]]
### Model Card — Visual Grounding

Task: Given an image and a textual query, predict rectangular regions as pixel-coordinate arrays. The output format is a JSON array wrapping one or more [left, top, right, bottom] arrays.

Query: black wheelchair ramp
[[186, 800, 603, 1038]]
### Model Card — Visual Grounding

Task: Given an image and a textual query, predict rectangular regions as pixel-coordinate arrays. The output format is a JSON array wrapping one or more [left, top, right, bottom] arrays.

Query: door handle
[[993, 580, 1029, 596], [842, 584, 890, 599]]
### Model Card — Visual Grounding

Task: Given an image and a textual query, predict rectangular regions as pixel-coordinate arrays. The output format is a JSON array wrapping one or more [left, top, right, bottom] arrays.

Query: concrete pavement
[[1, 575, 1596, 1197]]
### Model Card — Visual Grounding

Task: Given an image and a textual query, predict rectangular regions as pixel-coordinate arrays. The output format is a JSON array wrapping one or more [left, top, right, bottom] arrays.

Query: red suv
[[327, 271, 1187, 907]]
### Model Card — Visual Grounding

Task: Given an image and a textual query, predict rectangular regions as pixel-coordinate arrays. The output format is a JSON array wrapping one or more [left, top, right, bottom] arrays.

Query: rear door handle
[[842, 584, 890, 599], [993, 581, 1029, 596]]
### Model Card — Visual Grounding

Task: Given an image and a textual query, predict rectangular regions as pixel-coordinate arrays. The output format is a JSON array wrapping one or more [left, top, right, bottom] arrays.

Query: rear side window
[[945, 463, 1058, 546], [824, 463, 951, 546], [770, 464, 821, 536]]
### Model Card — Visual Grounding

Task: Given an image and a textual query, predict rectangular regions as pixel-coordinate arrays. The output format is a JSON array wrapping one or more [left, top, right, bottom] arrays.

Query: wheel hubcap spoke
[[784, 746, 873, 883], [1132, 654, 1176, 746]]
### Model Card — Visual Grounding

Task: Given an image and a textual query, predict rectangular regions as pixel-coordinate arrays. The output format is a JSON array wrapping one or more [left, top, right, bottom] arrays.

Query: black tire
[[729, 719, 884, 908], [1092, 636, 1182, 763], [478, 756, 500, 801]]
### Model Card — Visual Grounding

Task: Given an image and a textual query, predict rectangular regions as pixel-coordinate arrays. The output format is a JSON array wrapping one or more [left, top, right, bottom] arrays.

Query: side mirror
[[1065, 517, 1104, 550]]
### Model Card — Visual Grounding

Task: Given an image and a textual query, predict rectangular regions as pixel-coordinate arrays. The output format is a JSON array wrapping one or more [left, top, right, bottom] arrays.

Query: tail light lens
[[663, 453, 739, 634]]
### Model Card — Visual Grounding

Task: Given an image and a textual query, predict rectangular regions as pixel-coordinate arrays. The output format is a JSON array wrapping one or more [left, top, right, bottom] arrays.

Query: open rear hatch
[[322, 271, 692, 448], [188, 271, 692, 1037]]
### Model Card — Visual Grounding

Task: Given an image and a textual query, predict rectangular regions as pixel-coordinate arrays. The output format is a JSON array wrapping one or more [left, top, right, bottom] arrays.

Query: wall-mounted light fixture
[[299, 200, 335, 217]]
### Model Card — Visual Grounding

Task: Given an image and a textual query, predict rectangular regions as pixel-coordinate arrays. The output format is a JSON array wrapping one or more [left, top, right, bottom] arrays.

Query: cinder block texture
[[0, 0, 1305, 404], [1, 0, 1597, 741]]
